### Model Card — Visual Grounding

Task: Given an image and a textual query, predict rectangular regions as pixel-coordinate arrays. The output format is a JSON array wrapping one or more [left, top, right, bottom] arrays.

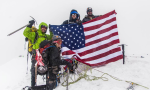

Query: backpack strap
[[33, 32, 39, 44], [33, 32, 48, 44], [42, 45, 56, 53], [44, 34, 48, 40]]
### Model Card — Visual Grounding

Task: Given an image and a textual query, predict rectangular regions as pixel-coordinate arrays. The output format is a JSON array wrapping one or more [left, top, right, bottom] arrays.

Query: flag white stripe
[[61, 46, 70, 52], [62, 54, 75, 59], [85, 51, 122, 64]]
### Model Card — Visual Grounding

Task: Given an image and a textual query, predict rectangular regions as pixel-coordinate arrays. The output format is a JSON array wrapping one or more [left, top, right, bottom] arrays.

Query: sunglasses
[[53, 40, 62, 45], [41, 25, 47, 29], [72, 14, 77, 16], [88, 10, 92, 12]]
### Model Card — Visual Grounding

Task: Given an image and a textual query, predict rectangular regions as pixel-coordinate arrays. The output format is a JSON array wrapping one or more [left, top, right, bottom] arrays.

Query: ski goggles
[[41, 25, 47, 29], [53, 40, 62, 45]]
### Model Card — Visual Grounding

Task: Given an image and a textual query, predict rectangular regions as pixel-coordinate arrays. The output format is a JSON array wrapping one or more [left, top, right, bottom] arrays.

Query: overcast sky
[[0, 0, 150, 65]]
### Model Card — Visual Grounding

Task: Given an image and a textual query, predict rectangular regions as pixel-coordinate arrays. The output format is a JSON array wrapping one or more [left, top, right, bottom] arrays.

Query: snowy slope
[[0, 56, 149, 90]]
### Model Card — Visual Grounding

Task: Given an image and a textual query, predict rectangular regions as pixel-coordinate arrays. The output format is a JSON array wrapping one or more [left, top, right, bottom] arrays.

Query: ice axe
[[7, 16, 38, 36]]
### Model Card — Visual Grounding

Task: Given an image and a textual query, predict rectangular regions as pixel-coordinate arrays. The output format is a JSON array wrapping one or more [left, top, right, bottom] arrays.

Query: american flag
[[50, 10, 123, 66]]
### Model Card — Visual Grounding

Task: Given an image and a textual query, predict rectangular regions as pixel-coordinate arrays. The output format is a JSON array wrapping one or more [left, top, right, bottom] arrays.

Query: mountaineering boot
[[46, 82, 55, 90]]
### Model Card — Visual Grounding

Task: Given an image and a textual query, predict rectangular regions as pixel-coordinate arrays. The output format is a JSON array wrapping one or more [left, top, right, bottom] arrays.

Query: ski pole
[[7, 23, 30, 36]]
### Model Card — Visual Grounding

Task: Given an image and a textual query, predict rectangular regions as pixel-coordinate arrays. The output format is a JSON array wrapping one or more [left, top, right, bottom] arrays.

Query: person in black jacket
[[82, 7, 101, 23], [62, 9, 82, 25], [41, 35, 73, 90], [61, 9, 80, 74]]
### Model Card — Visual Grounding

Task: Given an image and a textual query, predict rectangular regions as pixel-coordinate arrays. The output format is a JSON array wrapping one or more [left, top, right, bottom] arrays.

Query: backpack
[[39, 40, 52, 54], [27, 26, 38, 54], [36, 40, 55, 74]]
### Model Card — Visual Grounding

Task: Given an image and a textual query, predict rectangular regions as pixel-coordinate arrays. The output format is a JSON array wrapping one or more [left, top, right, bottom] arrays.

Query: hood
[[38, 22, 48, 33], [69, 9, 80, 21]]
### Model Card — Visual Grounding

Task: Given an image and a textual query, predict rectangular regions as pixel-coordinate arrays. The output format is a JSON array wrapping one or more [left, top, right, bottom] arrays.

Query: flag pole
[[118, 44, 127, 64], [122, 44, 125, 64]]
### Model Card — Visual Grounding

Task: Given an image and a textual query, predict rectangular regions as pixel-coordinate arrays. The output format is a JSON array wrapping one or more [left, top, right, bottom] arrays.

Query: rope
[[61, 65, 108, 86], [93, 69, 149, 89], [61, 64, 149, 89]]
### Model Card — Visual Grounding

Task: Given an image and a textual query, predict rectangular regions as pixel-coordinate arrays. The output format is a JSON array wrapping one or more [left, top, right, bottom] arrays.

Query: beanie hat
[[71, 10, 78, 15]]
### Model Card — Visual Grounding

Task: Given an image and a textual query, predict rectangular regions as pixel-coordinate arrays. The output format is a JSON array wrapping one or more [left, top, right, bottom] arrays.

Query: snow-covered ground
[[0, 55, 149, 90]]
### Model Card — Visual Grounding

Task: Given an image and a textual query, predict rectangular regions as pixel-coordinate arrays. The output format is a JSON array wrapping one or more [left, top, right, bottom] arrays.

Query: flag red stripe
[[84, 17, 116, 32], [78, 40, 120, 57], [62, 50, 75, 55], [79, 47, 121, 62], [85, 55, 123, 66], [85, 32, 119, 47], [83, 10, 116, 25], [85, 25, 117, 40]]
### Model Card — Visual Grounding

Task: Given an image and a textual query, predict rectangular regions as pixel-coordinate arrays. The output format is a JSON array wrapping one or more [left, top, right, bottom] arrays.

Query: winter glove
[[61, 59, 73, 69], [67, 62, 73, 69], [25, 37, 28, 42], [27, 20, 35, 28]]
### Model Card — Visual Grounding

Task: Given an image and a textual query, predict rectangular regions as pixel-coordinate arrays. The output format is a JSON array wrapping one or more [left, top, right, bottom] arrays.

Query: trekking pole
[[26, 50, 29, 74], [66, 67, 69, 90], [7, 16, 37, 36], [26, 40, 29, 74], [24, 41, 26, 50]]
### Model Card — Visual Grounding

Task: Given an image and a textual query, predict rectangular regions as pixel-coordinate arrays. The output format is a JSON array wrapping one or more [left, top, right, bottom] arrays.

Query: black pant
[[31, 49, 37, 87], [46, 66, 59, 90]]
